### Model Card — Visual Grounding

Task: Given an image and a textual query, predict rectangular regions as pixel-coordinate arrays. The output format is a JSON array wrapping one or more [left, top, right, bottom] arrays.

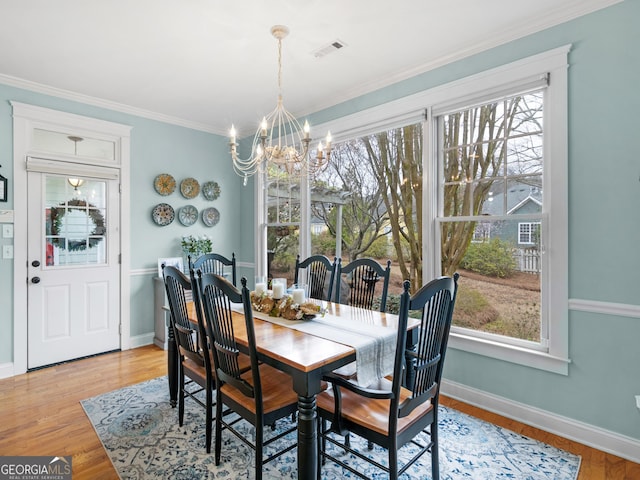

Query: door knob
[[31, 260, 40, 267], [31, 277, 41, 284]]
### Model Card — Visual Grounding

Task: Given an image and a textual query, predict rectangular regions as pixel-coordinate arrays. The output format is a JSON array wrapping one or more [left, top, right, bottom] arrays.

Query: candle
[[230, 125, 236, 144], [260, 118, 268, 137], [255, 283, 267, 295], [272, 283, 284, 299], [292, 288, 305, 305]]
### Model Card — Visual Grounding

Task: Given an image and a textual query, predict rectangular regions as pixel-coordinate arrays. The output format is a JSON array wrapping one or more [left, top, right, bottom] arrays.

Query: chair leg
[[389, 445, 399, 480], [321, 419, 327, 466], [255, 423, 263, 480], [431, 421, 440, 480], [178, 368, 185, 427], [214, 395, 223, 465], [205, 385, 212, 453]]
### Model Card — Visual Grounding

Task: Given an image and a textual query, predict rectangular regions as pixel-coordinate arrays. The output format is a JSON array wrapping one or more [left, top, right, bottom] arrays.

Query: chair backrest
[[335, 258, 391, 312], [162, 265, 210, 370], [197, 273, 262, 403], [294, 254, 337, 301], [391, 273, 459, 423], [190, 253, 237, 286]]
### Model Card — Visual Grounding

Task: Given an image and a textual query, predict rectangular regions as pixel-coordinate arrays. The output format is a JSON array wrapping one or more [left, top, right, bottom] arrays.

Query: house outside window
[[519, 222, 541, 244]]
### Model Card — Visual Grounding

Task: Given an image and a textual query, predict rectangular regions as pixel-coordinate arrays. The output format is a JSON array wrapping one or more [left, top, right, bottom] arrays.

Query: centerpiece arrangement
[[250, 286, 324, 320]]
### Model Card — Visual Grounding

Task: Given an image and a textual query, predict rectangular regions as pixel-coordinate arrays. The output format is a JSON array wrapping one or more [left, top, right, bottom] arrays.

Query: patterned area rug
[[81, 377, 580, 479]]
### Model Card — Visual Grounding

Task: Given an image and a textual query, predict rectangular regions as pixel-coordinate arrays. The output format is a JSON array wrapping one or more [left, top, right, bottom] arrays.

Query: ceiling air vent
[[313, 39, 347, 58]]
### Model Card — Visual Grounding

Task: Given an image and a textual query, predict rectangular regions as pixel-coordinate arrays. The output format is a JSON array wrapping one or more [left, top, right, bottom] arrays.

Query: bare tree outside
[[311, 140, 388, 262], [361, 125, 423, 290]]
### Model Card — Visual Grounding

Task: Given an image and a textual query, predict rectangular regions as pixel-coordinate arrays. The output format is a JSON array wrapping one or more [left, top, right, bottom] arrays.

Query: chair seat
[[183, 352, 251, 387], [317, 380, 434, 437], [220, 363, 299, 415], [182, 357, 207, 386]]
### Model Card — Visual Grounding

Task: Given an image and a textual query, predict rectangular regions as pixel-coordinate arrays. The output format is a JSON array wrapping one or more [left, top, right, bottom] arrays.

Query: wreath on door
[[50, 199, 106, 251]]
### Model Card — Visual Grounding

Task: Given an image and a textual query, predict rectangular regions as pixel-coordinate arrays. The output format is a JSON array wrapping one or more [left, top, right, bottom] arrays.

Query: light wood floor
[[0, 345, 637, 479]]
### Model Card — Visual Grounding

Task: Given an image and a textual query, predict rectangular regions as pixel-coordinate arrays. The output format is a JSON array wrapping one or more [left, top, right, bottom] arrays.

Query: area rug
[[81, 377, 580, 479]]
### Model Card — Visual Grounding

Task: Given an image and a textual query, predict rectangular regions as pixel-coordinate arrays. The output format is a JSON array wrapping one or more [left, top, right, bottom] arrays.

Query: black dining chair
[[162, 265, 215, 453], [197, 273, 299, 480], [294, 254, 337, 301], [334, 257, 392, 312], [317, 273, 459, 480], [190, 252, 237, 286]]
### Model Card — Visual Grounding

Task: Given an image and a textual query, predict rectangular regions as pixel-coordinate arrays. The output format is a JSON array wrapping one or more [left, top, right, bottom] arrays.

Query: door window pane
[[45, 175, 107, 266]]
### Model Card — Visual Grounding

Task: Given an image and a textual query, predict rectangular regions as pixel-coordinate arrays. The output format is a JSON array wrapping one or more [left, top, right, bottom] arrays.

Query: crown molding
[[0, 73, 225, 135]]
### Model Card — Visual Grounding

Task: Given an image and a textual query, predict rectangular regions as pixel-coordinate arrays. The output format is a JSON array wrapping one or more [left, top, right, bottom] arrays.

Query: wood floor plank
[[0, 345, 637, 479]]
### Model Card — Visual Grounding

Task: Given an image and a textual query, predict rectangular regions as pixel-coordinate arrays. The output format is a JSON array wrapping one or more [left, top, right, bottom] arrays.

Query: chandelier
[[230, 25, 332, 186]]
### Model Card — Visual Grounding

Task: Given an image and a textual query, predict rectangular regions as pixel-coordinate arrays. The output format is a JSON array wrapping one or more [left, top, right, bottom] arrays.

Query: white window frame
[[265, 45, 570, 375], [518, 222, 541, 245], [427, 47, 569, 375]]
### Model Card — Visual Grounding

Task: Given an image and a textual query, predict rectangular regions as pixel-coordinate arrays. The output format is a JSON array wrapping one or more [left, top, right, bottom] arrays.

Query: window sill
[[448, 332, 570, 375]]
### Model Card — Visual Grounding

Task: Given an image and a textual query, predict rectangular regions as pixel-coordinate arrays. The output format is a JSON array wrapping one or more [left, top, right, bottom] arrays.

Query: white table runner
[[232, 303, 397, 387]]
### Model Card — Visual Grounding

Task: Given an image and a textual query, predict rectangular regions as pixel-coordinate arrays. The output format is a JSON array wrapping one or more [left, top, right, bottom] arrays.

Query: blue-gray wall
[[0, 83, 243, 353], [303, 1, 640, 443], [0, 0, 638, 449]]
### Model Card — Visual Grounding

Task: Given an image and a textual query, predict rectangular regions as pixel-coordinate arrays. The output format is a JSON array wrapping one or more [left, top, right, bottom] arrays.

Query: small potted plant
[[181, 234, 212, 268]]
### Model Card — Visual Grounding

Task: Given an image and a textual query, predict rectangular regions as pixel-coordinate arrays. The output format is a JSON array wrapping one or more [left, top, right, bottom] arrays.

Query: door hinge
[[118, 253, 121, 264]]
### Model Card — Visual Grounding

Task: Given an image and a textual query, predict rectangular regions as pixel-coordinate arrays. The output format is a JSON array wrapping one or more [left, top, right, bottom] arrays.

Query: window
[[258, 46, 569, 374], [437, 89, 545, 347], [518, 222, 541, 244], [427, 46, 569, 374]]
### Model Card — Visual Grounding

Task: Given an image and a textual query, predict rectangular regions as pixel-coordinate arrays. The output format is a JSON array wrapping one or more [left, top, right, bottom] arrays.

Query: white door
[[27, 170, 120, 369]]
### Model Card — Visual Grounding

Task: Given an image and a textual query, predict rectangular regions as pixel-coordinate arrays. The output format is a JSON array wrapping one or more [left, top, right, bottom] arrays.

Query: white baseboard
[[441, 379, 640, 464], [129, 333, 155, 348], [0, 362, 14, 379], [0, 336, 156, 379]]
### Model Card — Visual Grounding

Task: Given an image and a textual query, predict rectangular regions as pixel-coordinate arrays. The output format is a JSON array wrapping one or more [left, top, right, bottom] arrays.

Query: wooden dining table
[[166, 300, 419, 480]]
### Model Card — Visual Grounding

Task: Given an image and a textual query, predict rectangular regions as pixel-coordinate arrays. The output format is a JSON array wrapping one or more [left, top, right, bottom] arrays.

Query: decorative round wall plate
[[178, 205, 198, 226], [180, 177, 200, 199], [154, 174, 176, 196], [201, 181, 221, 201], [152, 203, 175, 226], [201, 207, 220, 227]]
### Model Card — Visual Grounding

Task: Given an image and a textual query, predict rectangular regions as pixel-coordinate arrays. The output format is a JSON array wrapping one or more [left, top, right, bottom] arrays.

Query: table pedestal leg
[[297, 395, 318, 480]]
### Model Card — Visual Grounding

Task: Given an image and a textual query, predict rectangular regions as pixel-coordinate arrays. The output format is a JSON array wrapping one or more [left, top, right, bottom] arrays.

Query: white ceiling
[[0, 0, 620, 136]]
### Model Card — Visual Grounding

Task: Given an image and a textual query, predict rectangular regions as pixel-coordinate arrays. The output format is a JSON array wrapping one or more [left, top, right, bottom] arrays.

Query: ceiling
[[0, 0, 620, 136]]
